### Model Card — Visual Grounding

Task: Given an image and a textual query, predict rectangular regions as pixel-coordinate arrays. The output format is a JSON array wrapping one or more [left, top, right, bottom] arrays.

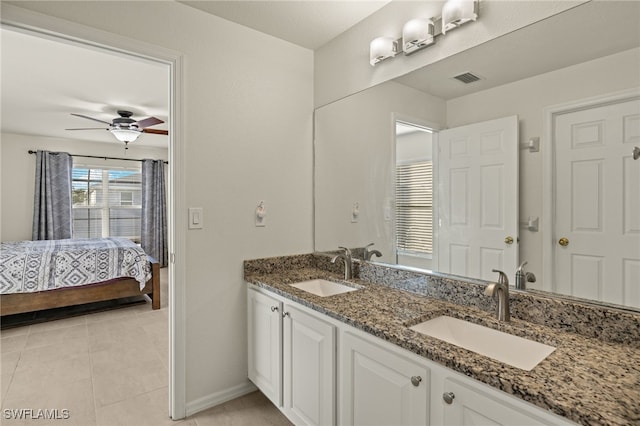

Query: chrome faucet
[[484, 269, 510, 322], [363, 243, 382, 261], [515, 261, 536, 290], [331, 247, 353, 280], [515, 261, 528, 290]]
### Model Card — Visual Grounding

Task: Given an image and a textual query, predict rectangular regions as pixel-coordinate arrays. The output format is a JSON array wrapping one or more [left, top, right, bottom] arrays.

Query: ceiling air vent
[[453, 72, 481, 84]]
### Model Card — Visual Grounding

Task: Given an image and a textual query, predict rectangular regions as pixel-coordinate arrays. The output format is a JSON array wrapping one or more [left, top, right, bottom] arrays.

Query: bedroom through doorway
[[0, 21, 179, 422]]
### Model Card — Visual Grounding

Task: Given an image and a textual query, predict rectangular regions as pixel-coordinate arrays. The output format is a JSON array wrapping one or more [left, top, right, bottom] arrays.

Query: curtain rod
[[27, 150, 168, 164]]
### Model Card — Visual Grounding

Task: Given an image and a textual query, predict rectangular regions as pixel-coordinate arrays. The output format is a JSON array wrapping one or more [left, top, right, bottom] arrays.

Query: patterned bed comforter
[[0, 237, 152, 294]]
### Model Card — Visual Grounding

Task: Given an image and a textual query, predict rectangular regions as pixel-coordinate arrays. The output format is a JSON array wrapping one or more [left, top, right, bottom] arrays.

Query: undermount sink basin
[[289, 279, 359, 297], [410, 316, 556, 371]]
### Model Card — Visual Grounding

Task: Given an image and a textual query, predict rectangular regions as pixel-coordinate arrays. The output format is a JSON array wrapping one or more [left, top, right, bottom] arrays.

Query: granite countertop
[[244, 256, 640, 426]]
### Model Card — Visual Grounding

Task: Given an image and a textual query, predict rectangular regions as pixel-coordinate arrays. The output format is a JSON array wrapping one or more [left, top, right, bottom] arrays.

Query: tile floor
[[1, 269, 291, 425]]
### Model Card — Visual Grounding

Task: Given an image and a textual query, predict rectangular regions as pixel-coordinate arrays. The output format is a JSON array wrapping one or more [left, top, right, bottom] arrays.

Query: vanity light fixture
[[370, 0, 479, 66], [369, 36, 399, 66], [402, 19, 435, 55], [442, 0, 479, 34]]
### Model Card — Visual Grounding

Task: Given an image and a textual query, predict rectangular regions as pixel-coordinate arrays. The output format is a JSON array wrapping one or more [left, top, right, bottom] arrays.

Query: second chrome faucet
[[331, 247, 353, 280]]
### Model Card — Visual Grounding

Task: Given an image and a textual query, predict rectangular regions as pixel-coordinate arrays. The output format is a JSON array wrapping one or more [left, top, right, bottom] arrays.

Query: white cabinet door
[[341, 331, 430, 426], [438, 115, 519, 282], [247, 287, 282, 407], [283, 303, 336, 426], [441, 378, 563, 426]]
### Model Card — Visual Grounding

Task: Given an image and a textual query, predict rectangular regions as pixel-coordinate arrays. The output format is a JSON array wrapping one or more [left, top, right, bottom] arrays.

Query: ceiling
[[178, 1, 392, 50], [1, 28, 170, 148]]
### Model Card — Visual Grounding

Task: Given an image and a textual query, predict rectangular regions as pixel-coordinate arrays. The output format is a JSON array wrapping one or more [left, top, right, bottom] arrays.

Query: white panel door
[[438, 116, 519, 282], [340, 331, 429, 426], [283, 304, 335, 426], [554, 98, 640, 307], [247, 288, 282, 407]]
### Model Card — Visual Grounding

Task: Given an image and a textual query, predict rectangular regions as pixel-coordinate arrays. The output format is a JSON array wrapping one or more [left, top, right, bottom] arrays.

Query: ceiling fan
[[66, 110, 168, 147]]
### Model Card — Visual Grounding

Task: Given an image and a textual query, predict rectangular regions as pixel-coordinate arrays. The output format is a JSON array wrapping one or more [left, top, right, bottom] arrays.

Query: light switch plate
[[188, 207, 203, 229]]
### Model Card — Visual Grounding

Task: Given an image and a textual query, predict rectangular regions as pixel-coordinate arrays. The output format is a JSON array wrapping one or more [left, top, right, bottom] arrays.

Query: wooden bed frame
[[0, 258, 160, 316]]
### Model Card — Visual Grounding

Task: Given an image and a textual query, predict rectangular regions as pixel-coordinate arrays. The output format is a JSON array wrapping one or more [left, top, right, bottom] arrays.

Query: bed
[[0, 237, 160, 316]]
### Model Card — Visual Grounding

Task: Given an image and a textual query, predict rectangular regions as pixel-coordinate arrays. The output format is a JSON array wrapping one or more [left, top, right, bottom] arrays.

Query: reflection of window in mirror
[[395, 121, 435, 270]]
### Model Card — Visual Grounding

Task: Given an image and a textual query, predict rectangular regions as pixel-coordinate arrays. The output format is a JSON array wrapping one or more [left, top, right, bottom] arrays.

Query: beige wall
[[2, 0, 314, 413], [446, 48, 640, 289]]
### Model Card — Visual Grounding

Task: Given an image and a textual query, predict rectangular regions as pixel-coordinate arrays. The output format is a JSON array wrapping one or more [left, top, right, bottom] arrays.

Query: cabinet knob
[[504, 236, 514, 245], [443, 392, 455, 404], [270, 306, 279, 312], [410, 376, 422, 387], [558, 237, 569, 247], [282, 311, 290, 318]]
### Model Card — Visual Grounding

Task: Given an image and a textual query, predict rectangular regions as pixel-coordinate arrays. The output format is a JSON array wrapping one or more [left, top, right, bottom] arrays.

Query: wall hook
[[520, 137, 539, 153], [255, 201, 266, 227]]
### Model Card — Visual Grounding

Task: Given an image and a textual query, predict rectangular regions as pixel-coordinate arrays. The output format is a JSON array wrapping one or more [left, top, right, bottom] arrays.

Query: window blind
[[72, 167, 142, 241], [396, 161, 433, 254]]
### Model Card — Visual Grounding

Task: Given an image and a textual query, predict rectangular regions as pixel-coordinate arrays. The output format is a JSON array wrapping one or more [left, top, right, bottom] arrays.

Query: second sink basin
[[289, 279, 359, 297], [410, 316, 556, 371]]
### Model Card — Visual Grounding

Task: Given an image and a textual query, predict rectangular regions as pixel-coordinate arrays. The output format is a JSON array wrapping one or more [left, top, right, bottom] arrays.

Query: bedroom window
[[72, 167, 142, 241]]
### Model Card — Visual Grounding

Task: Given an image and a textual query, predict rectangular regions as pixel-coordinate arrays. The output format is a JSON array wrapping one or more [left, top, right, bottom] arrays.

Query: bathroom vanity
[[244, 253, 640, 426]]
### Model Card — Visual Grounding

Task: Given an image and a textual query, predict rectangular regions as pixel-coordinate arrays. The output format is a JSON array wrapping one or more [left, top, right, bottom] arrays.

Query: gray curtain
[[141, 159, 168, 267], [32, 150, 73, 240]]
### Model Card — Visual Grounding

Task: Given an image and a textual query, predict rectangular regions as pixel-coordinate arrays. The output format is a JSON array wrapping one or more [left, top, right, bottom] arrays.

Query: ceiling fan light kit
[[109, 127, 142, 143], [67, 109, 167, 146]]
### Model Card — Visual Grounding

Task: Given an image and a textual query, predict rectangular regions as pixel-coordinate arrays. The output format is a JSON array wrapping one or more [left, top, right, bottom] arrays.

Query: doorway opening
[[1, 11, 184, 419], [394, 121, 436, 271]]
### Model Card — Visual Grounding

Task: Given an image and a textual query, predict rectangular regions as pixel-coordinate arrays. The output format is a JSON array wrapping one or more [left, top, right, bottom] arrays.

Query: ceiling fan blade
[[135, 116, 164, 128], [65, 127, 109, 131], [70, 113, 112, 125], [142, 128, 168, 135]]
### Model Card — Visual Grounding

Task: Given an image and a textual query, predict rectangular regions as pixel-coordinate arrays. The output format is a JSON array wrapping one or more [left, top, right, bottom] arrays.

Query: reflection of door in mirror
[[438, 116, 519, 282], [553, 96, 640, 309], [395, 122, 435, 271]]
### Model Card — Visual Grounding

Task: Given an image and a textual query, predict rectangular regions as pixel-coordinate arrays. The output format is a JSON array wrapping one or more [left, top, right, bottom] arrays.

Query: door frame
[[542, 88, 640, 294], [0, 4, 187, 419], [392, 113, 442, 270]]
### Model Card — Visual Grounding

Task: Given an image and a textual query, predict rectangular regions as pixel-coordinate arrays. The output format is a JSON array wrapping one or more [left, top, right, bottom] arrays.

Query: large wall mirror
[[314, 1, 640, 310]]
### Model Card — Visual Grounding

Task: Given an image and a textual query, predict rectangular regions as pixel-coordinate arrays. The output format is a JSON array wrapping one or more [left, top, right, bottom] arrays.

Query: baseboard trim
[[185, 381, 258, 417]]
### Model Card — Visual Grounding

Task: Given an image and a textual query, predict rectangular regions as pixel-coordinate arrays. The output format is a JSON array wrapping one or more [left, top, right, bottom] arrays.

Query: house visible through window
[[72, 166, 142, 241]]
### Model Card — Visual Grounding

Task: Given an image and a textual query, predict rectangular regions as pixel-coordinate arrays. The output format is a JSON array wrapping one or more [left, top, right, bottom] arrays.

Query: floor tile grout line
[[87, 326, 100, 426], [0, 351, 20, 408]]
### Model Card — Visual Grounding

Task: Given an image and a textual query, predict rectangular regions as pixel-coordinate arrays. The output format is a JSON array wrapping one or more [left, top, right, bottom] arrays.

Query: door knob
[[558, 237, 569, 247], [410, 376, 422, 387], [443, 392, 455, 404], [504, 236, 514, 245]]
